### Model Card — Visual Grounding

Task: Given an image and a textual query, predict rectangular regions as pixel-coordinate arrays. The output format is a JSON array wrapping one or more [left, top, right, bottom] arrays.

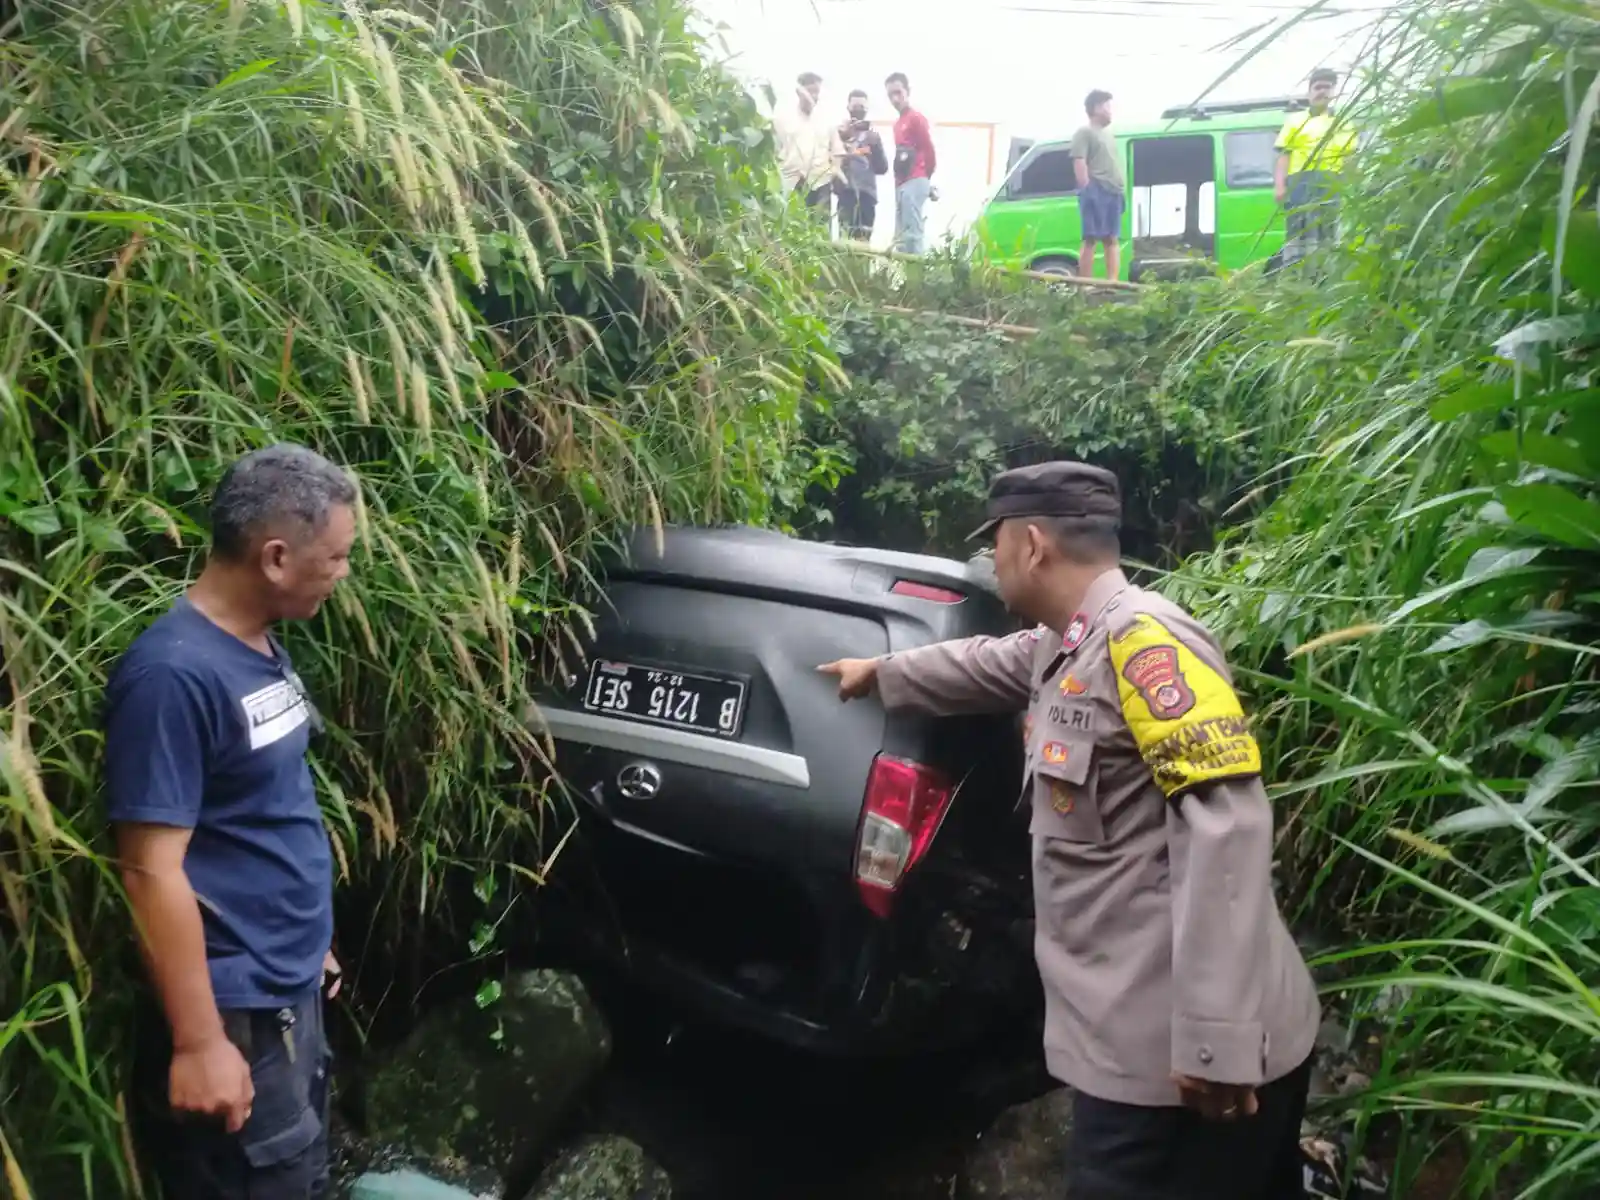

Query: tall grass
[[0, 0, 829, 1191], [1160, 0, 1600, 1192]]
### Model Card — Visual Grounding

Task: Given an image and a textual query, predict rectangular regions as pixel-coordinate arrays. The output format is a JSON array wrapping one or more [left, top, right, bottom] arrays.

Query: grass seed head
[[346, 348, 371, 424], [409, 359, 433, 437], [345, 82, 368, 150]]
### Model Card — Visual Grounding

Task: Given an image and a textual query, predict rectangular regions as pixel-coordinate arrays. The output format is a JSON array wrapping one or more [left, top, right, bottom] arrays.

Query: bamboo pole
[[875, 305, 1094, 344], [831, 239, 1145, 292], [879, 304, 1041, 338]]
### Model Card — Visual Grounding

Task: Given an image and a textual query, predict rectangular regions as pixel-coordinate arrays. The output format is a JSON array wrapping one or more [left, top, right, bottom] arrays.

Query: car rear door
[[539, 573, 888, 877]]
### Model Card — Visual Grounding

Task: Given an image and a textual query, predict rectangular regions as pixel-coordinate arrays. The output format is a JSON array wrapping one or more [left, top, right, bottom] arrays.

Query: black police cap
[[970, 461, 1122, 540]]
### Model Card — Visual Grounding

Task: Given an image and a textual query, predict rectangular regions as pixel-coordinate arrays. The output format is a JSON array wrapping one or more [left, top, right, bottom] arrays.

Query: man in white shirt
[[773, 71, 844, 224]]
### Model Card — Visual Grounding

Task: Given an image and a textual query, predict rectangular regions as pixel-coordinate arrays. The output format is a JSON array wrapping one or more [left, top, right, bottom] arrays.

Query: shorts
[[132, 992, 332, 1200], [1080, 180, 1125, 241]]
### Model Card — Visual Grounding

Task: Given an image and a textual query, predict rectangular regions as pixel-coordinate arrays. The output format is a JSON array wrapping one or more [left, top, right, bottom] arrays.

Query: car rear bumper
[[594, 935, 876, 1055], [551, 814, 1034, 1058]]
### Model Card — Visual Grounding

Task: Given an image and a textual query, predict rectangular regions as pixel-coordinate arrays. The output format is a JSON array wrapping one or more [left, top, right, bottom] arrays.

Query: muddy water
[[580, 970, 1054, 1200]]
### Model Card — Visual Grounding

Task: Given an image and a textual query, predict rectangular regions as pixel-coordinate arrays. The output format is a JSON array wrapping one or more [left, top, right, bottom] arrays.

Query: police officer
[[820, 462, 1319, 1199]]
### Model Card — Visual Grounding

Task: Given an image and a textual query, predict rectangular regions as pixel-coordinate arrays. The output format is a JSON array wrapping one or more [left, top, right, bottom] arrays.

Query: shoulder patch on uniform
[[1107, 614, 1261, 797], [1121, 644, 1196, 718]]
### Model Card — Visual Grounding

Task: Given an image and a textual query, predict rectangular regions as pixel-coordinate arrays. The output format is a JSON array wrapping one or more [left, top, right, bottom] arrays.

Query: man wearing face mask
[[107, 444, 356, 1199], [835, 89, 888, 242], [820, 462, 1319, 1200]]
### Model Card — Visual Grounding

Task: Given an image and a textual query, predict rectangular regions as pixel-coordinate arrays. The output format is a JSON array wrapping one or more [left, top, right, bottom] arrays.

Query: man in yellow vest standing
[[1274, 68, 1357, 266]]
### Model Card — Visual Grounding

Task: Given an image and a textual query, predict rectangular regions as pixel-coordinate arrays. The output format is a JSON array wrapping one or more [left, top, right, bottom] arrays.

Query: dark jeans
[[1068, 1056, 1311, 1199], [837, 189, 877, 240], [1284, 171, 1339, 263], [132, 992, 331, 1200], [795, 180, 832, 220]]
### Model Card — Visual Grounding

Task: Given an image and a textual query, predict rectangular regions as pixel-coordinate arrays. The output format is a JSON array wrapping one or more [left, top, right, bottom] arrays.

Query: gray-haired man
[[108, 444, 355, 1199]]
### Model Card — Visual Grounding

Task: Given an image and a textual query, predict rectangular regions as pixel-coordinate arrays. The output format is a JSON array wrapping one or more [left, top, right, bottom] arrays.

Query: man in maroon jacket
[[886, 71, 937, 254]]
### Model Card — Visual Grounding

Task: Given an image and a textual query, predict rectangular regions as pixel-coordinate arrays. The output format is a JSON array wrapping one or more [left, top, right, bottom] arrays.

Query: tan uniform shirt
[[876, 568, 1320, 1106]]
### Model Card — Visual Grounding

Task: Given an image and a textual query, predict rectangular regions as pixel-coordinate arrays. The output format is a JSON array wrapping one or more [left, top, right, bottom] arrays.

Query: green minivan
[[975, 96, 1307, 281]]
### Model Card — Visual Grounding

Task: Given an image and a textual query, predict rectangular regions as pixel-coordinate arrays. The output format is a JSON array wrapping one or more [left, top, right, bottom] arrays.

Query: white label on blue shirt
[[241, 680, 309, 750]]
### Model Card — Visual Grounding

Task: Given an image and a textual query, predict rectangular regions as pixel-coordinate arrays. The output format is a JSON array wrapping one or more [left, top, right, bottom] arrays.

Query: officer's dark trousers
[[131, 991, 332, 1199], [1068, 1056, 1311, 1199]]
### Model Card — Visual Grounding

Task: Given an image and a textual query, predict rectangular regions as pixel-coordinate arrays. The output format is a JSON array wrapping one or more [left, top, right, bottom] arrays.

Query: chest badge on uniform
[[1121, 644, 1197, 720], [1059, 674, 1087, 695], [1049, 780, 1075, 814], [1041, 741, 1068, 765], [1062, 613, 1089, 653]]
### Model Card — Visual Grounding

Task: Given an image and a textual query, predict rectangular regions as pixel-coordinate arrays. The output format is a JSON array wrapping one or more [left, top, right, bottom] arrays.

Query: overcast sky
[[692, 0, 1394, 241]]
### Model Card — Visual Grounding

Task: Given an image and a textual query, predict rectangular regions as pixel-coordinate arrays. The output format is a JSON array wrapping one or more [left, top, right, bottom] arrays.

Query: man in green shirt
[[1274, 68, 1357, 265], [1071, 89, 1126, 281]]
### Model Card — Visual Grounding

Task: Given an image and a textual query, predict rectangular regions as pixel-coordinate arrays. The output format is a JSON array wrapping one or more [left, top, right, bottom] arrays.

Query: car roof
[[607, 525, 998, 597], [1025, 98, 1304, 152]]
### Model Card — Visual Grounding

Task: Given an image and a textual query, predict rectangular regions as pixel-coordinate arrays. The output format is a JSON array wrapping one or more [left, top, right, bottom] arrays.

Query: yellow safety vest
[[1275, 111, 1357, 175]]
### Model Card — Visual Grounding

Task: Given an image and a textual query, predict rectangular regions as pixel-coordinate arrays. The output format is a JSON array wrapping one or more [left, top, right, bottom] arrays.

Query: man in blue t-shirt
[[106, 443, 357, 1199]]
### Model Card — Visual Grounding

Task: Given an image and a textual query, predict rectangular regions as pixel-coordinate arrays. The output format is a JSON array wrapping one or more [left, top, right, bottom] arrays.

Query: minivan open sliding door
[[1128, 135, 1217, 281]]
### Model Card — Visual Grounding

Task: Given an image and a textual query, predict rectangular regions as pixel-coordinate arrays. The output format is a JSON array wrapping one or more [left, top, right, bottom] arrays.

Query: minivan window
[[1012, 147, 1077, 198], [1006, 137, 1036, 173], [1225, 129, 1278, 188], [1132, 182, 1216, 237]]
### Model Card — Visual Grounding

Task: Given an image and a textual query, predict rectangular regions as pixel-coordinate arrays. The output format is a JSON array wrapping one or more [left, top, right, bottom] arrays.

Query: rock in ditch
[[522, 1135, 671, 1200], [336, 1138, 504, 1200], [349, 1168, 500, 1200], [959, 1086, 1072, 1200], [363, 970, 612, 1181]]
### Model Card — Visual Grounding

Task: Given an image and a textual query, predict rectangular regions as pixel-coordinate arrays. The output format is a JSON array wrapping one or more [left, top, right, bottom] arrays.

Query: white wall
[[848, 120, 1000, 250]]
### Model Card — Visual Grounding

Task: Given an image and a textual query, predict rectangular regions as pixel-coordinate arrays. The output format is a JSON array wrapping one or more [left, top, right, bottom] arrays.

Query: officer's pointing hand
[[817, 658, 879, 701]]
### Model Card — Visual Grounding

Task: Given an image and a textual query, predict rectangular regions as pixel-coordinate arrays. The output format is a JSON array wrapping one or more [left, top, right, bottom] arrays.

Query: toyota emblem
[[617, 762, 663, 800]]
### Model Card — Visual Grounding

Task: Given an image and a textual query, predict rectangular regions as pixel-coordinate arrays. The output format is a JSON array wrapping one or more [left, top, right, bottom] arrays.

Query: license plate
[[581, 660, 747, 739]]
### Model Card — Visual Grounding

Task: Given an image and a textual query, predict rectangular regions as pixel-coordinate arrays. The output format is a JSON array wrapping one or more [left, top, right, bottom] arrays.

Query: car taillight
[[855, 755, 956, 918], [890, 580, 966, 604]]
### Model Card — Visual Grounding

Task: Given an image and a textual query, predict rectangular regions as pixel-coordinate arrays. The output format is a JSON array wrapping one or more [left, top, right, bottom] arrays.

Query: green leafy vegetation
[[810, 254, 1247, 565], [0, 0, 828, 1191]]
